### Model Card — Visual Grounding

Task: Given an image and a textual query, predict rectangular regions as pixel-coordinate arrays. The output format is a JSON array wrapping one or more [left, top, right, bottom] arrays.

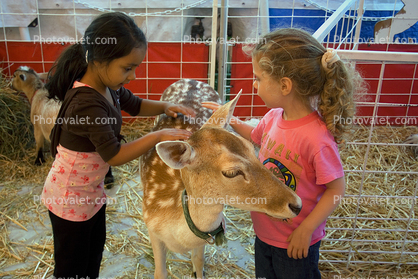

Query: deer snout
[[288, 203, 302, 215], [287, 194, 302, 217]]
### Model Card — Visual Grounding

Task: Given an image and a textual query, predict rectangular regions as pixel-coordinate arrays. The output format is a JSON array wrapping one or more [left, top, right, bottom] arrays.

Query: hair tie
[[85, 50, 89, 64], [321, 48, 340, 73]]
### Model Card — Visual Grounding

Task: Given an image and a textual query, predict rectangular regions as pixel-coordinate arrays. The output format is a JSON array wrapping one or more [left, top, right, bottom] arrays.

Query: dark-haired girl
[[41, 12, 194, 278]]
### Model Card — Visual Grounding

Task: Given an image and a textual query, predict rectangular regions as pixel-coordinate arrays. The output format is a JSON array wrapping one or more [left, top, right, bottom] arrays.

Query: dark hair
[[245, 28, 365, 144], [46, 12, 147, 100]]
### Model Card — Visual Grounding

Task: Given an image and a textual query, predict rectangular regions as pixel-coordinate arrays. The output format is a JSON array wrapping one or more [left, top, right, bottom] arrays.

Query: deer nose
[[289, 203, 302, 215]]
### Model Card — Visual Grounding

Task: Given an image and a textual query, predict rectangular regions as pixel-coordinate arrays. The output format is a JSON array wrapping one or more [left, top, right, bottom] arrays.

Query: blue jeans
[[255, 236, 321, 279]]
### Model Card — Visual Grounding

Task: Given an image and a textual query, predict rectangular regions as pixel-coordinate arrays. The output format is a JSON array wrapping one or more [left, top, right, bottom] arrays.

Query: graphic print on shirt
[[259, 132, 303, 193], [262, 158, 296, 191]]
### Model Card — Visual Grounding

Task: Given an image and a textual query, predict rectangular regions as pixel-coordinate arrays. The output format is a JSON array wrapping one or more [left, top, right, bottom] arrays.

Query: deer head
[[156, 91, 302, 219]]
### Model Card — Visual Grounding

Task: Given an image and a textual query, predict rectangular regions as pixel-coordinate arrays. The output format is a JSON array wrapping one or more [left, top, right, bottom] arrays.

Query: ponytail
[[318, 60, 358, 144], [45, 43, 87, 101]]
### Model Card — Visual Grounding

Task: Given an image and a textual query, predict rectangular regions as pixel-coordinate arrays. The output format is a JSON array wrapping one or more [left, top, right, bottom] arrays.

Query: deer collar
[[181, 189, 226, 246]]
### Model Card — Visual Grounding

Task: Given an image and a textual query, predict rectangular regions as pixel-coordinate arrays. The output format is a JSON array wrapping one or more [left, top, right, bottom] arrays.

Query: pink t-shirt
[[250, 108, 344, 249]]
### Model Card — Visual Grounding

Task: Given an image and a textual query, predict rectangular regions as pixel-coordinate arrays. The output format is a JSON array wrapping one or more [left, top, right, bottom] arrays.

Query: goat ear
[[156, 141, 196, 169], [202, 89, 242, 129], [38, 72, 49, 80], [19, 74, 26, 81]]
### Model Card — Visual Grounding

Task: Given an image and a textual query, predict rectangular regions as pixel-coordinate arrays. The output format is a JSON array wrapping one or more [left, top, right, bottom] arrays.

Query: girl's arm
[[201, 101, 254, 141], [286, 177, 346, 259], [138, 99, 196, 118], [228, 117, 255, 142], [106, 128, 192, 166], [107, 99, 195, 166]]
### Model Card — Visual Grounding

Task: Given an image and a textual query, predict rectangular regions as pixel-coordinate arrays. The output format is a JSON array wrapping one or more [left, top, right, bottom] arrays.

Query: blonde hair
[[246, 28, 365, 144]]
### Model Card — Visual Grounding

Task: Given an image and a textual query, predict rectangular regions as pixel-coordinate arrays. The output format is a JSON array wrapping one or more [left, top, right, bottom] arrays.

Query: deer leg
[[149, 231, 168, 279], [34, 125, 45, 165], [191, 245, 205, 279]]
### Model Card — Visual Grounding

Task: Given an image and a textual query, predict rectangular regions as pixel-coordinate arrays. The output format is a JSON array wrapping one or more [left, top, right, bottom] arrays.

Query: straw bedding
[[1, 73, 417, 277], [0, 70, 33, 158]]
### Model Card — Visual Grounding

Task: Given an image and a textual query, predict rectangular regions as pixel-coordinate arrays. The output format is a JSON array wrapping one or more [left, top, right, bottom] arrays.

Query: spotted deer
[[140, 79, 302, 279]]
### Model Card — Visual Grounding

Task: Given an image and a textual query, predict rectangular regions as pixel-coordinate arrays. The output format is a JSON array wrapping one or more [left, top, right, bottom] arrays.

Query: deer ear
[[202, 89, 242, 129], [156, 141, 196, 169]]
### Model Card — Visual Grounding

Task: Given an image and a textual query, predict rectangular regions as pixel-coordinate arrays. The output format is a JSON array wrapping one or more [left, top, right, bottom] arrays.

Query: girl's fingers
[[201, 101, 221, 111], [160, 128, 192, 141], [178, 106, 196, 117], [167, 105, 196, 118]]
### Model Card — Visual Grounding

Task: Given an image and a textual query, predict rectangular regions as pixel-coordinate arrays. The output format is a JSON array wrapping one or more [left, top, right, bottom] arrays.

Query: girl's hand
[[286, 226, 313, 259], [155, 128, 192, 142], [285, 177, 345, 260], [164, 104, 196, 118], [201, 101, 221, 113]]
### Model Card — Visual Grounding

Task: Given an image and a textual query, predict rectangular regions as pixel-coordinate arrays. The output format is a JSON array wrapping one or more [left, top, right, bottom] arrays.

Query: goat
[[11, 66, 114, 185], [140, 79, 302, 278], [11, 66, 60, 165]]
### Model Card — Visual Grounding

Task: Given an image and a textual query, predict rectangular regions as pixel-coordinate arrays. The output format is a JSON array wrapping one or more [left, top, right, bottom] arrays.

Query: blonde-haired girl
[[203, 28, 364, 278]]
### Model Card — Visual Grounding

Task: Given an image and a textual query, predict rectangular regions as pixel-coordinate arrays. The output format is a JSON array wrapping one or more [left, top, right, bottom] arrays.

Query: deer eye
[[222, 169, 244, 178]]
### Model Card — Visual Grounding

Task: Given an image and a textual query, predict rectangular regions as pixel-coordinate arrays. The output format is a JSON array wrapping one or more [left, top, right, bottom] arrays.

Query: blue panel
[[269, 8, 418, 43], [269, 8, 293, 30], [293, 9, 325, 16], [292, 17, 325, 33], [269, 8, 293, 17]]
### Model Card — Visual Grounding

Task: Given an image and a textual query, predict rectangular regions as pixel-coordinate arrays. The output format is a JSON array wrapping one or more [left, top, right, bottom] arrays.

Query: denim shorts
[[254, 236, 321, 279]]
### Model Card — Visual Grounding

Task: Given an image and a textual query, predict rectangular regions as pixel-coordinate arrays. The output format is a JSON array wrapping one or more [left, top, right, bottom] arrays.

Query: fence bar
[[313, 0, 357, 42], [337, 49, 418, 63], [209, 0, 218, 88]]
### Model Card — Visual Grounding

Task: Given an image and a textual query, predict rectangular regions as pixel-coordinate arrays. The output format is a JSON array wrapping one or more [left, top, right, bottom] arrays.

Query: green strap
[[181, 189, 225, 245]]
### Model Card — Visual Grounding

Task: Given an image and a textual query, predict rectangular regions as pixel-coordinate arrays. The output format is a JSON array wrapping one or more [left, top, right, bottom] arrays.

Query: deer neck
[[180, 170, 225, 230], [184, 189, 224, 228], [181, 189, 225, 244], [180, 168, 225, 244]]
